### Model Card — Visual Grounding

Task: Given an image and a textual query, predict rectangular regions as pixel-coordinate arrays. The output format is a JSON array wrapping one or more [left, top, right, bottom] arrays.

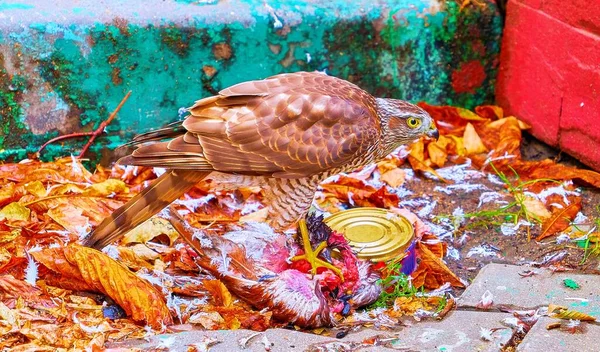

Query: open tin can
[[324, 207, 415, 264]]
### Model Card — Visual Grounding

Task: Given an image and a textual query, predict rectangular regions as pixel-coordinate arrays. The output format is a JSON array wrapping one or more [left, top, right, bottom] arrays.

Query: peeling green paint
[[0, 0, 502, 164]]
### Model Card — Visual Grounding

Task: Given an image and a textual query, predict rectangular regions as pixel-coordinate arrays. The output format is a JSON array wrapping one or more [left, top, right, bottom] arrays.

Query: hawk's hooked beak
[[427, 125, 439, 140]]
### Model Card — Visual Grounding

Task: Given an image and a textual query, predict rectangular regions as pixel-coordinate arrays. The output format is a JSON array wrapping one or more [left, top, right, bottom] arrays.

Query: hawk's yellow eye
[[407, 117, 421, 128]]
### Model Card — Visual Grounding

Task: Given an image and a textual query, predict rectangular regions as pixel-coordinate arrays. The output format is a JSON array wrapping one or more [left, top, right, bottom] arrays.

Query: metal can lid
[[324, 207, 414, 262]]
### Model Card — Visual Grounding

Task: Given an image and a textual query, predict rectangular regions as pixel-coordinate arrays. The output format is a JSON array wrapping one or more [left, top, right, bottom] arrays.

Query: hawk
[[83, 71, 438, 275]]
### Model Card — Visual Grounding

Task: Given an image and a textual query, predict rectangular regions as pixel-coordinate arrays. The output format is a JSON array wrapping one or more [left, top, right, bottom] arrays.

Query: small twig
[[37, 91, 132, 159]]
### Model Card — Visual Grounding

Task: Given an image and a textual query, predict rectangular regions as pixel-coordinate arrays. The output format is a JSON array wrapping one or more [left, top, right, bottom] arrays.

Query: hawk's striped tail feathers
[[82, 169, 210, 249]]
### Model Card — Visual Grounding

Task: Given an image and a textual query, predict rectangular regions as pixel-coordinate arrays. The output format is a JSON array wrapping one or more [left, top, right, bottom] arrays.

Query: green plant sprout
[[435, 163, 560, 241], [369, 260, 420, 309], [574, 205, 600, 264]]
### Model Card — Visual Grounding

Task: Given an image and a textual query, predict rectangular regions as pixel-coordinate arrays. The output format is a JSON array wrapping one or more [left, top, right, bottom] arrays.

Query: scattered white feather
[[500, 220, 531, 236], [480, 327, 494, 341], [72, 312, 111, 334], [476, 290, 494, 309], [264, 3, 283, 28], [467, 244, 501, 258], [188, 336, 221, 352], [261, 333, 272, 351], [24, 253, 38, 286], [417, 200, 437, 218], [573, 212, 588, 225], [434, 183, 489, 195], [347, 191, 355, 206], [103, 245, 120, 260], [535, 183, 578, 205], [477, 191, 505, 208], [556, 234, 571, 244], [70, 154, 83, 175], [434, 161, 484, 182], [156, 335, 176, 349], [446, 246, 460, 261], [176, 194, 216, 212]]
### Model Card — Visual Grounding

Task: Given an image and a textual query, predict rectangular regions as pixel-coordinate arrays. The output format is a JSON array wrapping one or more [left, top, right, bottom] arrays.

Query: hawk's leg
[[290, 219, 344, 281]]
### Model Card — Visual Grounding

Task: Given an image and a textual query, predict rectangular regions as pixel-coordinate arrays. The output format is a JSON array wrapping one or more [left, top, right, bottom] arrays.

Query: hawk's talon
[[290, 219, 344, 281]]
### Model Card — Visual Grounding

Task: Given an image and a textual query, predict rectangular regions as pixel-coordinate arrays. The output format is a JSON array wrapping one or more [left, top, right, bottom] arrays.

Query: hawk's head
[[376, 98, 438, 154]]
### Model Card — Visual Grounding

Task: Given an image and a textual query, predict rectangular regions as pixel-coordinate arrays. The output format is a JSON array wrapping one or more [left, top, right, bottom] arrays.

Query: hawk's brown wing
[[125, 72, 381, 178]]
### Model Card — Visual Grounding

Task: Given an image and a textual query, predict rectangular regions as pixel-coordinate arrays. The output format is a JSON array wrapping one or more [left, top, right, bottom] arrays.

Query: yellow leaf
[[122, 217, 179, 245], [24, 181, 46, 197], [203, 279, 233, 307], [83, 179, 128, 196], [0, 202, 30, 221], [463, 123, 487, 155]]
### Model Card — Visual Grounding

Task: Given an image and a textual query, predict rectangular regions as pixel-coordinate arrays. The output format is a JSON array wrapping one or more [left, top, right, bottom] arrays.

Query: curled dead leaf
[[537, 198, 582, 241], [31, 244, 172, 329], [411, 241, 465, 289]]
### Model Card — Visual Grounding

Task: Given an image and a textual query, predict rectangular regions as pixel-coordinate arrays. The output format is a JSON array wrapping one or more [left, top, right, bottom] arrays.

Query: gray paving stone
[[107, 327, 398, 352], [108, 310, 515, 351], [516, 317, 600, 352], [381, 310, 515, 352], [459, 263, 600, 317]]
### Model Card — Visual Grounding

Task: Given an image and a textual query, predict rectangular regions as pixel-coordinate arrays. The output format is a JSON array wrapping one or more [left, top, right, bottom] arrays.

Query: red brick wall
[[496, 0, 600, 170]]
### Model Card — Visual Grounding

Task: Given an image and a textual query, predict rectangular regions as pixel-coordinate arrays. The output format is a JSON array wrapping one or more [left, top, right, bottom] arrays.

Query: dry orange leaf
[[411, 241, 465, 289], [31, 244, 172, 329], [427, 142, 448, 168], [474, 105, 504, 120], [203, 279, 233, 307], [380, 168, 406, 188], [514, 160, 600, 188], [537, 198, 582, 241]]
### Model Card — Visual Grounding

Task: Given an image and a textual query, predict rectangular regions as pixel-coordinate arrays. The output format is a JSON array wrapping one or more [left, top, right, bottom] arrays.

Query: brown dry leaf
[[0, 202, 30, 222], [480, 117, 523, 158], [411, 242, 465, 289], [418, 103, 488, 136], [47, 203, 91, 235], [0, 182, 18, 207], [537, 199, 582, 241], [463, 123, 488, 155], [203, 279, 233, 307], [475, 105, 504, 120], [380, 168, 406, 188], [514, 160, 600, 188], [31, 244, 172, 328], [408, 140, 449, 182], [122, 217, 179, 246], [320, 176, 376, 203]]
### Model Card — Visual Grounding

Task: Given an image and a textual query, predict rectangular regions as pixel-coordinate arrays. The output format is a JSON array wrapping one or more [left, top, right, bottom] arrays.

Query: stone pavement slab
[[108, 327, 398, 352], [459, 263, 600, 317], [516, 317, 600, 352], [385, 310, 515, 352], [109, 310, 516, 352]]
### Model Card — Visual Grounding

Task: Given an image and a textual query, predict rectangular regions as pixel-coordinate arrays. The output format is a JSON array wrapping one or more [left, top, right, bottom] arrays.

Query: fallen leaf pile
[[0, 102, 599, 349]]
